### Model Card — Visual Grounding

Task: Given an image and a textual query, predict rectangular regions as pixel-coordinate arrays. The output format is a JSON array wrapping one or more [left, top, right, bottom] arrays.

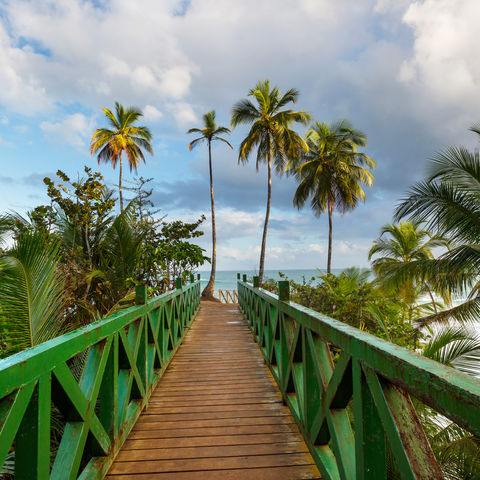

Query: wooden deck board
[[106, 300, 321, 479]]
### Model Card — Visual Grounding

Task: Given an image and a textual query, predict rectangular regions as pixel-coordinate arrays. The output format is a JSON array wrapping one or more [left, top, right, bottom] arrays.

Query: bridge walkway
[[106, 300, 321, 479]]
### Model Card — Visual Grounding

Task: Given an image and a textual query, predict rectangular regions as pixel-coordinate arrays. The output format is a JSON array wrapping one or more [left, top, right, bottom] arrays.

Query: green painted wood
[[278, 280, 290, 301], [135, 284, 147, 305], [15, 375, 51, 479], [352, 360, 386, 480], [237, 277, 480, 480], [364, 365, 443, 480], [0, 280, 200, 479]]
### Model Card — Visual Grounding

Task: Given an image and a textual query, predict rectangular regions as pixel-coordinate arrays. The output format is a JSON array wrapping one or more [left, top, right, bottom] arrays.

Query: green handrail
[[0, 278, 201, 479], [238, 276, 480, 480]]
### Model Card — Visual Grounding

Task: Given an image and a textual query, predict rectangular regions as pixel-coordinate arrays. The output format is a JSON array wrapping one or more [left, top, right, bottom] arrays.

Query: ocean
[[198, 268, 346, 291]]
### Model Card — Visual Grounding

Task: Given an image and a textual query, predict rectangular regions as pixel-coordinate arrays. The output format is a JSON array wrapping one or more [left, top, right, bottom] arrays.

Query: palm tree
[[369, 222, 449, 312], [187, 111, 232, 299], [90, 102, 153, 212], [231, 79, 310, 284], [395, 128, 480, 326], [293, 120, 375, 273]]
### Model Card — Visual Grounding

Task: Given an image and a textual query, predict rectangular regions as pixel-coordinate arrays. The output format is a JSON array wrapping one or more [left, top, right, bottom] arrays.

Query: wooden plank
[[122, 432, 305, 450], [115, 441, 308, 461], [142, 403, 287, 414], [108, 452, 316, 474], [132, 416, 295, 431], [106, 465, 321, 479], [137, 409, 290, 421], [128, 423, 298, 440], [149, 392, 281, 401], [146, 397, 283, 407], [150, 384, 278, 392], [107, 301, 321, 478]]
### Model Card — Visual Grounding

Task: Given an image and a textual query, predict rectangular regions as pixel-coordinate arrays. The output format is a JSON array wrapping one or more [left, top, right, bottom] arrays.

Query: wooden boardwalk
[[107, 300, 321, 479]]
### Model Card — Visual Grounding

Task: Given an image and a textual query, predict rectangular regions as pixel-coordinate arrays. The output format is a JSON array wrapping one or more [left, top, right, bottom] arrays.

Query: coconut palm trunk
[[327, 199, 333, 274], [259, 152, 272, 285], [187, 110, 232, 299], [202, 140, 217, 298], [118, 153, 124, 212]]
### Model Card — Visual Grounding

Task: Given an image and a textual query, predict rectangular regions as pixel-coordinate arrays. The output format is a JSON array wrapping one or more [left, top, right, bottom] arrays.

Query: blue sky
[[0, 0, 479, 270]]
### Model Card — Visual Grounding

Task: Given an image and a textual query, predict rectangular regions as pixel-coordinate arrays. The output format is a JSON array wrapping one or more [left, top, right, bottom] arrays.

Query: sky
[[0, 0, 479, 271]]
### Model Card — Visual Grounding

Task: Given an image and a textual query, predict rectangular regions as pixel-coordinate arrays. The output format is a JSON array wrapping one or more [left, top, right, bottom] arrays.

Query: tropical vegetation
[[0, 169, 207, 358], [231, 79, 310, 284], [188, 110, 232, 298], [394, 126, 480, 327]]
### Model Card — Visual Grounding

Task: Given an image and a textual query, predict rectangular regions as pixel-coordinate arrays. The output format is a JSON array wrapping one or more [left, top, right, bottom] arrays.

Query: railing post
[[135, 284, 147, 305], [15, 376, 51, 479], [197, 273, 201, 281], [253, 276, 259, 287], [242, 274, 247, 282], [190, 274, 194, 283], [278, 281, 290, 301], [237, 273, 240, 280], [176, 278, 183, 289]]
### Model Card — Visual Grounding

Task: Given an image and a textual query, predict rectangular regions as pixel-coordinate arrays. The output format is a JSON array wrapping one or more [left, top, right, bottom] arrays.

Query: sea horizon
[[197, 267, 368, 291]]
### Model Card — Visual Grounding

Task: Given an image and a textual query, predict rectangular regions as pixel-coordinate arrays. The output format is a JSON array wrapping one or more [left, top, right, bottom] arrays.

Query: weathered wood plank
[[106, 464, 321, 479], [122, 432, 306, 450], [115, 441, 308, 461], [108, 452, 316, 474]]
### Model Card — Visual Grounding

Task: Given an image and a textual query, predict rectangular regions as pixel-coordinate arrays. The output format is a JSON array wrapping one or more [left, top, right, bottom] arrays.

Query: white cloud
[[0, 0, 195, 113], [40, 113, 94, 148], [143, 105, 163, 122], [217, 243, 321, 268], [0, 22, 51, 113], [400, 1, 480, 108], [159, 66, 193, 99], [308, 243, 325, 254], [168, 102, 197, 126], [337, 241, 369, 255]]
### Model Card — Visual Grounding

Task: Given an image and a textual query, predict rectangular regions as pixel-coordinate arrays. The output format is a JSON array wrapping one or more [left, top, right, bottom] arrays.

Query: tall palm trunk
[[327, 199, 333, 274], [259, 152, 272, 286], [202, 140, 216, 298], [118, 153, 124, 212]]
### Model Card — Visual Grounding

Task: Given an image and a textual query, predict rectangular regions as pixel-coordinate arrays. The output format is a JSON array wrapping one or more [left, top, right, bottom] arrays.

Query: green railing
[[0, 277, 200, 479], [238, 275, 480, 480]]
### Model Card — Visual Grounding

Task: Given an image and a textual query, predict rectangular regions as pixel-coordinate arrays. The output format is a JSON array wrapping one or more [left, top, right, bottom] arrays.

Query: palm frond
[[213, 136, 233, 149], [231, 99, 260, 127], [422, 326, 480, 375], [188, 137, 205, 151], [416, 295, 480, 327], [0, 231, 65, 354]]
